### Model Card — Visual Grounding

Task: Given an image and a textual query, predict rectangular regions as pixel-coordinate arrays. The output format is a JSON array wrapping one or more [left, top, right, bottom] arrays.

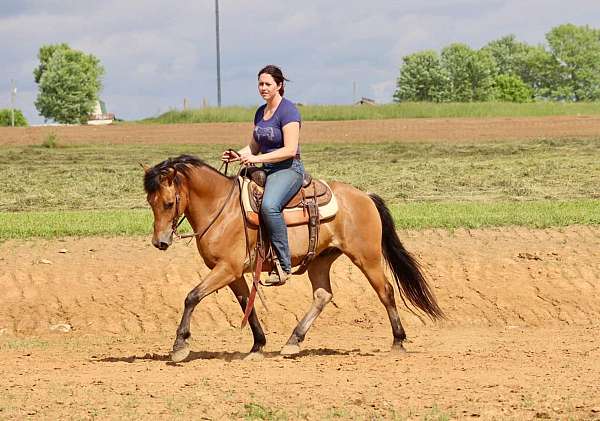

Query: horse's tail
[[369, 193, 445, 321]]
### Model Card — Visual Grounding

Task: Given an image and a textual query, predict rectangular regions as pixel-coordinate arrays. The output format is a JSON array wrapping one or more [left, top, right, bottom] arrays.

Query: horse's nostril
[[159, 242, 170, 250]]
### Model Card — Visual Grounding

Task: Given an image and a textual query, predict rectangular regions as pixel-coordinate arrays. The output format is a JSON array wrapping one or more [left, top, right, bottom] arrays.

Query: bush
[[0, 109, 28, 126], [494, 74, 533, 102]]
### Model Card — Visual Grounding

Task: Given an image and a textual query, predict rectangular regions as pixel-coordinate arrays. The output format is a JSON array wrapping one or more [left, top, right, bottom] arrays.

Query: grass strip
[[1, 200, 598, 240], [141, 102, 600, 124], [390, 200, 600, 229]]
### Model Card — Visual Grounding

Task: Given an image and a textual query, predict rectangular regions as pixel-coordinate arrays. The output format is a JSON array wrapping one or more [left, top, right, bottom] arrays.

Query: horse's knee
[[313, 288, 332, 309], [184, 291, 200, 308]]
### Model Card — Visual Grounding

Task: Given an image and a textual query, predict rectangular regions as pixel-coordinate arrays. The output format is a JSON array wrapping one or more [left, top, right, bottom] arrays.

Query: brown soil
[[2, 115, 600, 146], [1, 227, 599, 419]]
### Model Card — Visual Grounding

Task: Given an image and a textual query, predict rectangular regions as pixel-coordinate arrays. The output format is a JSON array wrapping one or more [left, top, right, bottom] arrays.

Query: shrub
[[0, 109, 28, 126], [494, 74, 533, 102]]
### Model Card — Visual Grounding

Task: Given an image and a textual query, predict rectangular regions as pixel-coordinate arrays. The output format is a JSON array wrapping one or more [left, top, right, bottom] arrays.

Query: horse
[[143, 154, 443, 362]]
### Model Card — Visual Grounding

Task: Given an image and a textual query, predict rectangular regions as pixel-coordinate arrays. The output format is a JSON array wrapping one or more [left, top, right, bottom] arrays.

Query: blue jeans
[[261, 159, 304, 273]]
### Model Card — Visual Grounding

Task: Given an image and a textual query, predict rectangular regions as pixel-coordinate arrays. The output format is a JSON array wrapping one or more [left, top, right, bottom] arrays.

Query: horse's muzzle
[[152, 232, 173, 250]]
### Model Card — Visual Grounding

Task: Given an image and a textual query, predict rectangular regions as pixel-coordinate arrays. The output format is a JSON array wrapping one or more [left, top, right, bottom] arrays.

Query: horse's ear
[[160, 168, 177, 185], [140, 162, 150, 173]]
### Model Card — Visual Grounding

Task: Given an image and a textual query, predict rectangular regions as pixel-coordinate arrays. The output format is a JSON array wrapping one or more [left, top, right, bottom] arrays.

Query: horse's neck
[[184, 167, 235, 228]]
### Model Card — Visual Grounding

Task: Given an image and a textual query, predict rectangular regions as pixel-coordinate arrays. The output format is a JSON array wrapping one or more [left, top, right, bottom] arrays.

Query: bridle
[[170, 153, 242, 241], [170, 177, 238, 241]]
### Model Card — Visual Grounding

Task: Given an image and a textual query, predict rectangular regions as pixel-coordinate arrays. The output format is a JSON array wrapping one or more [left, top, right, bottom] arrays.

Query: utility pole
[[215, 0, 222, 107], [10, 79, 16, 127]]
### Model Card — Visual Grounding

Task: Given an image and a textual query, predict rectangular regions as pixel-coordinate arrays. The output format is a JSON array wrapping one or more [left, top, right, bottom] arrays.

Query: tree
[[493, 74, 533, 102], [33, 43, 70, 84], [394, 51, 449, 102], [518, 45, 561, 100], [440, 43, 497, 101], [482, 35, 531, 76], [34, 44, 104, 124], [546, 24, 600, 101], [0, 109, 28, 126]]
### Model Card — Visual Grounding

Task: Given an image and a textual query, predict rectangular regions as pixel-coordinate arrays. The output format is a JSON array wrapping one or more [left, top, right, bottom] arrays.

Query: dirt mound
[[1, 115, 600, 146], [2, 226, 598, 337]]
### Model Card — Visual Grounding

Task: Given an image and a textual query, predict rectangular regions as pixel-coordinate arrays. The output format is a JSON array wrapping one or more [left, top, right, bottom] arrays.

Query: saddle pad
[[239, 177, 338, 227]]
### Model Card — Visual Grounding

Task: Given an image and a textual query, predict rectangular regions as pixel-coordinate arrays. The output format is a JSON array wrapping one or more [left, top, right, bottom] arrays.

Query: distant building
[[354, 97, 376, 106], [88, 100, 115, 125]]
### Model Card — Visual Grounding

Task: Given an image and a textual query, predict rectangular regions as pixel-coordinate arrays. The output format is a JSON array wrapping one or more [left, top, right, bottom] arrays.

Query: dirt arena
[[1, 226, 599, 419], [1, 116, 600, 419]]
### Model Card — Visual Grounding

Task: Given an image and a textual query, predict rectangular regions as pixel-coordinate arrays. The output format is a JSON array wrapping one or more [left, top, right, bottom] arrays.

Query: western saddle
[[239, 166, 337, 276]]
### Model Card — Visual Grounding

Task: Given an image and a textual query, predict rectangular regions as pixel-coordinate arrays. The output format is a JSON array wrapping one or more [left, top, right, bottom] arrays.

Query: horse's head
[[143, 162, 188, 251]]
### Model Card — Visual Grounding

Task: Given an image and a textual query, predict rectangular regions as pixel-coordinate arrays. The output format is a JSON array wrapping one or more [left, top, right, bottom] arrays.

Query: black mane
[[144, 154, 223, 194]]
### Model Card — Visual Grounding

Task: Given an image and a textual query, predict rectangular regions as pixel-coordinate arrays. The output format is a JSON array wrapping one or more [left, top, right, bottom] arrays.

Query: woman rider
[[222, 65, 304, 286]]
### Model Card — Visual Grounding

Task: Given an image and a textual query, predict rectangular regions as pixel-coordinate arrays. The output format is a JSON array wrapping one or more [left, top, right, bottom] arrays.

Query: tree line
[[394, 24, 600, 103]]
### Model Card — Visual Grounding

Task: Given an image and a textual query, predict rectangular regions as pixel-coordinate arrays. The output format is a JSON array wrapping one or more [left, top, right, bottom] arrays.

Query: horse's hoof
[[280, 344, 301, 356], [390, 343, 407, 354], [170, 345, 190, 363], [243, 352, 264, 362]]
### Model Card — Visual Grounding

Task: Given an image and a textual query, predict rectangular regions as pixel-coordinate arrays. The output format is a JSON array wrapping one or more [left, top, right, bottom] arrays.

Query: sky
[[1, 0, 599, 124]]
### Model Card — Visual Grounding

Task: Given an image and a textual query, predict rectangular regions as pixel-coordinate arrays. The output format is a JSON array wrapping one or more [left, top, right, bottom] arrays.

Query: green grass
[[142, 102, 600, 124], [1, 138, 598, 239], [1, 200, 597, 239], [1, 139, 598, 213]]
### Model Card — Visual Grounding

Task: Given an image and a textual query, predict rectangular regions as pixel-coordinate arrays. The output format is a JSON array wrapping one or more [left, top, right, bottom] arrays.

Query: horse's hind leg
[[345, 248, 407, 351], [281, 249, 341, 356], [228, 277, 266, 355]]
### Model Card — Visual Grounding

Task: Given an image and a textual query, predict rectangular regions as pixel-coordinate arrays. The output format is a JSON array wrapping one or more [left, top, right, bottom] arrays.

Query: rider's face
[[258, 73, 281, 102]]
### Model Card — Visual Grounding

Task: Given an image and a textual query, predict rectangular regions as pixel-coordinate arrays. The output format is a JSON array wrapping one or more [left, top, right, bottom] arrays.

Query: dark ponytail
[[258, 64, 289, 96]]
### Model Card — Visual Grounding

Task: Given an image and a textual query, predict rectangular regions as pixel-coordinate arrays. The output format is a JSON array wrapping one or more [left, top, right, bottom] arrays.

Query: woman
[[222, 65, 304, 286]]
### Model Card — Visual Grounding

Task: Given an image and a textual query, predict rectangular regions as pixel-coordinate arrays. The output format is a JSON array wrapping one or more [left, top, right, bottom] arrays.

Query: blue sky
[[1, 0, 599, 124]]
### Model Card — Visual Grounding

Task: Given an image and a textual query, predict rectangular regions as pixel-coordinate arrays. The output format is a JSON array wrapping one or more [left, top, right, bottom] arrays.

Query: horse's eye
[[164, 202, 174, 210]]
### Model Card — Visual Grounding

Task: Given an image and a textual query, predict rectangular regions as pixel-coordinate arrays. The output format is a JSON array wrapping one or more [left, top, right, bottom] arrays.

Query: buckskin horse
[[143, 155, 443, 362]]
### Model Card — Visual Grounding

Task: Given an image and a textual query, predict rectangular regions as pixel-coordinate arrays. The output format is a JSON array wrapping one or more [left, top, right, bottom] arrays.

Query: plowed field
[[2, 115, 600, 146]]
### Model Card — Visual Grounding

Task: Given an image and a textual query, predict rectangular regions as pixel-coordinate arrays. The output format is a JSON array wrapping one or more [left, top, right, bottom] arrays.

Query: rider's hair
[[258, 65, 289, 96]]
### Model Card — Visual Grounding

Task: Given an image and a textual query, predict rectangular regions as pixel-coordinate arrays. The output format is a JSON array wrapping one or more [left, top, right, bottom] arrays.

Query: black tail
[[369, 193, 444, 321]]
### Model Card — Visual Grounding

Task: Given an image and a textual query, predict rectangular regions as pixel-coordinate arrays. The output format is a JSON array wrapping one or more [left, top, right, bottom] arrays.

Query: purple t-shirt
[[253, 98, 301, 155]]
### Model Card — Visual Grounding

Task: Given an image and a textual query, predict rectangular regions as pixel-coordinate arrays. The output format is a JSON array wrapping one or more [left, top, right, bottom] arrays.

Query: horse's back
[[319, 180, 383, 250]]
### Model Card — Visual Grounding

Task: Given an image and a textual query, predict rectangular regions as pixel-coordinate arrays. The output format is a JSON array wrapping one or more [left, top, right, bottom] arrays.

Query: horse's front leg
[[171, 265, 235, 362]]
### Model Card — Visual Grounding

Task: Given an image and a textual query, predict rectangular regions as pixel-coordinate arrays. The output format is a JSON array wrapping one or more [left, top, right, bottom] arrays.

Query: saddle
[[239, 167, 338, 275], [240, 167, 338, 227]]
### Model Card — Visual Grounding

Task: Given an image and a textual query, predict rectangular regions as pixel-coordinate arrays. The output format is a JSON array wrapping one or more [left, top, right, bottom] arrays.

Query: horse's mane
[[144, 154, 226, 194]]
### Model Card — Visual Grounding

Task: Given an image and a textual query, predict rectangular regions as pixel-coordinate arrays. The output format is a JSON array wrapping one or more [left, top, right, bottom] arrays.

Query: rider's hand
[[239, 153, 260, 165], [221, 150, 240, 163]]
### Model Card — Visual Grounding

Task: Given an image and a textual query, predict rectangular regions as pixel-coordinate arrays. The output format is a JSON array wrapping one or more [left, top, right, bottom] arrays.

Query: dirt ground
[[2, 115, 600, 146], [1, 226, 599, 420]]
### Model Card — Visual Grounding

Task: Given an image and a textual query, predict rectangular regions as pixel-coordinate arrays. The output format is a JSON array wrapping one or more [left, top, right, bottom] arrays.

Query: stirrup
[[262, 259, 290, 287], [263, 271, 290, 287]]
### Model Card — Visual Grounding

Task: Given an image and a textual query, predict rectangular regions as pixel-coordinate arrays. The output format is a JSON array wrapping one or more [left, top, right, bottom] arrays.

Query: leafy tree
[[440, 43, 497, 101], [493, 74, 533, 102], [546, 24, 600, 101], [33, 43, 70, 84], [482, 35, 529, 75], [34, 44, 104, 124], [0, 109, 28, 126], [394, 51, 449, 102]]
